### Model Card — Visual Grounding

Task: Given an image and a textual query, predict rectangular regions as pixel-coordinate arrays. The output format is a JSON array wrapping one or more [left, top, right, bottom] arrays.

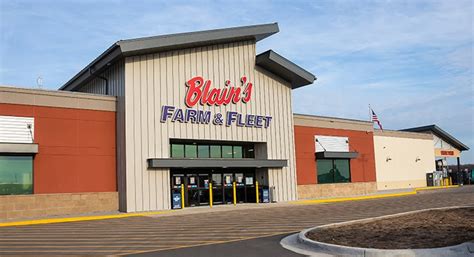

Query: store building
[[294, 114, 377, 199], [1, 23, 470, 220], [58, 23, 316, 212], [373, 129, 436, 190]]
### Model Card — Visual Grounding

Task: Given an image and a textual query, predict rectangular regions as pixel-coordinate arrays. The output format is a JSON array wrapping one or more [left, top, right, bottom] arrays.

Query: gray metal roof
[[401, 125, 469, 151], [61, 23, 314, 91], [256, 50, 316, 88]]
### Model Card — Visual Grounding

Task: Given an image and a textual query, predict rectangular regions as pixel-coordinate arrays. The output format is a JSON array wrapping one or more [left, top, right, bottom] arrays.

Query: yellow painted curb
[[415, 185, 459, 191], [292, 184, 459, 205], [0, 210, 172, 228], [292, 191, 418, 205]]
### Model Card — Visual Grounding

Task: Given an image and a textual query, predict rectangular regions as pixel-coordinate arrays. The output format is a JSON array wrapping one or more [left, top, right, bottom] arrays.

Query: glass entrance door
[[186, 174, 199, 207], [211, 173, 223, 204], [223, 173, 234, 204], [198, 174, 210, 205], [244, 172, 256, 203], [235, 173, 245, 203], [171, 169, 256, 207]]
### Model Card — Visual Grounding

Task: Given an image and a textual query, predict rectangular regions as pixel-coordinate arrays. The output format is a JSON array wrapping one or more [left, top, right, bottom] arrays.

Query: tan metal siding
[[124, 40, 297, 212]]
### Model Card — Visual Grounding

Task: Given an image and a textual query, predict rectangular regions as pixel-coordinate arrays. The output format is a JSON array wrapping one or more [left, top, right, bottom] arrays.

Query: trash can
[[426, 173, 434, 187]]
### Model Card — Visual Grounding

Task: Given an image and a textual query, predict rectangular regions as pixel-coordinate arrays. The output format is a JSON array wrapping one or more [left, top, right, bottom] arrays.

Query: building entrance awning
[[147, 158, 287, 169], [315, 151, 358, 159]]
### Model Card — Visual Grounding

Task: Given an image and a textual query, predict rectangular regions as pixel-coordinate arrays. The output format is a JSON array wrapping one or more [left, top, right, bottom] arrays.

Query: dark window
[[222, 145, 233, 158], [197, 145, 210, 158], [185, 144, 197, 158], [243, 145, 255, 158], [210, 145, 221, 158], [171, 144, 184, 158], [317, 159, 351, 184], [0, 155, 33, 195]]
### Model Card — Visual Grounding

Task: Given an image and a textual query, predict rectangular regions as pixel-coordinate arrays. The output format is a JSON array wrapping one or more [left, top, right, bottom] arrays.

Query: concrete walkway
[[0, 185, 459, 226]]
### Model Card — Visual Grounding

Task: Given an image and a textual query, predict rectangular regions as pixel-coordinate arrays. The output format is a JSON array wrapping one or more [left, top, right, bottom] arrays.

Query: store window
[[185, 144, 197, 158], [317, 159, 351, 184], [233, 146, 243, 158], [0, 155, 33, 195], [222, 145, 233, 158], [198, 145, 210, 158], [171, 144, 185, 158], [210, 145, 221, 158], [170, 142, 255, 159]]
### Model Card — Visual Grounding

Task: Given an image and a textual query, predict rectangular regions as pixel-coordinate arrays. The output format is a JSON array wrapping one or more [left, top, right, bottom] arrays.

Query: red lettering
[[184, 76, 253, 107], [185, 76, 204, 107], [242, 82, 252, 103]]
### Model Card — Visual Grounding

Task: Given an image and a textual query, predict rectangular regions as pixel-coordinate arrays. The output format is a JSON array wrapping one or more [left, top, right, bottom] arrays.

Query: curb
[[0, 210, 172, 228], [292, 206, 474, 257]]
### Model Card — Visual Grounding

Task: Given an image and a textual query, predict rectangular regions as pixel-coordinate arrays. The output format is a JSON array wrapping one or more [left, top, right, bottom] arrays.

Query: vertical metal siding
[[124, 40, 297, 212]]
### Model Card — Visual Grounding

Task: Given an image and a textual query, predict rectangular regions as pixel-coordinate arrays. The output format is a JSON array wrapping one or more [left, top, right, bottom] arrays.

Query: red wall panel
[[0, 103, 116, 193], [294, 125, 376, 185]]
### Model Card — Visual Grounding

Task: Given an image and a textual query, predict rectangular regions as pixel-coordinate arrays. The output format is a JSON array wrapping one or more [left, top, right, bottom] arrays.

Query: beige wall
[[374, 131, 435, 190], [123, 40, 297, 212], [0, 192, 118, 220]]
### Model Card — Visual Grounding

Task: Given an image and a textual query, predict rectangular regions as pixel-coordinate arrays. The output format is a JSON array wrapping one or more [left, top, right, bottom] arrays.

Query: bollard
[[209, 182, 213, 208], [233, 181, 237, 205], [181, 185, 185, 209], [256, 181, 259, 204]]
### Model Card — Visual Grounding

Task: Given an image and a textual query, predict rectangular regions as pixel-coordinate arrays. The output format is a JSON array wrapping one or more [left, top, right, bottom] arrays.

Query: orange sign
[[435, 148, 460, 158]]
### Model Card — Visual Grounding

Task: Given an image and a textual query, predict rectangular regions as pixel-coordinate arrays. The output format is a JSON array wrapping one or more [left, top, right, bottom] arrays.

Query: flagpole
[[368, 104, 372, 122]]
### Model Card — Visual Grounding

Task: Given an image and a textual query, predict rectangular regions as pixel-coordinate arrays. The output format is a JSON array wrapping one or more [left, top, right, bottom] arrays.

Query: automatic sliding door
[[198, 174, 210, 205], [244, 172, 256, 203], [211, 173, 223, 204], [186, 174, 199, 207], [223, 173, 233, 204], [235, 173, 245, 203]]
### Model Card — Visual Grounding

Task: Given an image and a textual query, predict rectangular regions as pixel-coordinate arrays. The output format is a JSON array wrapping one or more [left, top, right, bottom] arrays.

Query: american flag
[[371, 109, 383, 130]]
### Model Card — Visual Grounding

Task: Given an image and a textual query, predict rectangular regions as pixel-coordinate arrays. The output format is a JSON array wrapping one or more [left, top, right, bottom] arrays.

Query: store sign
[[435, 148, 460, 158], [160, 76, 272, 128], [440, 150, 454, 156]]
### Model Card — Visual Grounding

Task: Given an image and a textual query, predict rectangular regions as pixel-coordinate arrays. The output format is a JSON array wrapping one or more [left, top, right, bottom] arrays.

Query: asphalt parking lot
[[0, 186, 472, 256]]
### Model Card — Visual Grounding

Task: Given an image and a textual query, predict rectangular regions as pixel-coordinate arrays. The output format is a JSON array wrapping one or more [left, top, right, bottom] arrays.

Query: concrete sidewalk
[[0, 185, 460, 227]]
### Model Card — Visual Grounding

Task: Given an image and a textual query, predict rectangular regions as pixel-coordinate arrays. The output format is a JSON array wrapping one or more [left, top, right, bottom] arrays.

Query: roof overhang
[[0, 143, 38, 154], [315, 151, 359, 159], [60, 23, 280, 91], [256, 50, 316, 89], [147, 158, 287, 169], [401, 125, 469, 151]]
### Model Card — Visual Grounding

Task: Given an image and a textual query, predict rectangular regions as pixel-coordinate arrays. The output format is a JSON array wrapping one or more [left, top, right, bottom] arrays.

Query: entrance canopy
[[147, 158, 287, 169], [402, 125, 469, 158]]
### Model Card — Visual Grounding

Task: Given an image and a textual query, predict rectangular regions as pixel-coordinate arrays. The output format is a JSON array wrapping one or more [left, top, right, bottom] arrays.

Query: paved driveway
[[0, 186, 472, 256]]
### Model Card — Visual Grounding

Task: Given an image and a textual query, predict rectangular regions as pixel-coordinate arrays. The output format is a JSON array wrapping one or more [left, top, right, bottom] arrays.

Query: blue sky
[[1, 0, 473, 163]]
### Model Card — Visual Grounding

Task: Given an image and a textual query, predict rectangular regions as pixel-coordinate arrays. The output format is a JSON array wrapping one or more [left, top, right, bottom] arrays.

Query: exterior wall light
[[386, 157, 392, 162], [415, 157, 421, 162]]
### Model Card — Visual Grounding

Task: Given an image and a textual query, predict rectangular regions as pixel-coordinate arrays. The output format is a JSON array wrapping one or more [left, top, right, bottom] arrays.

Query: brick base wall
[[297, 182, 377, 199], [0, 192, 118, 220]]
